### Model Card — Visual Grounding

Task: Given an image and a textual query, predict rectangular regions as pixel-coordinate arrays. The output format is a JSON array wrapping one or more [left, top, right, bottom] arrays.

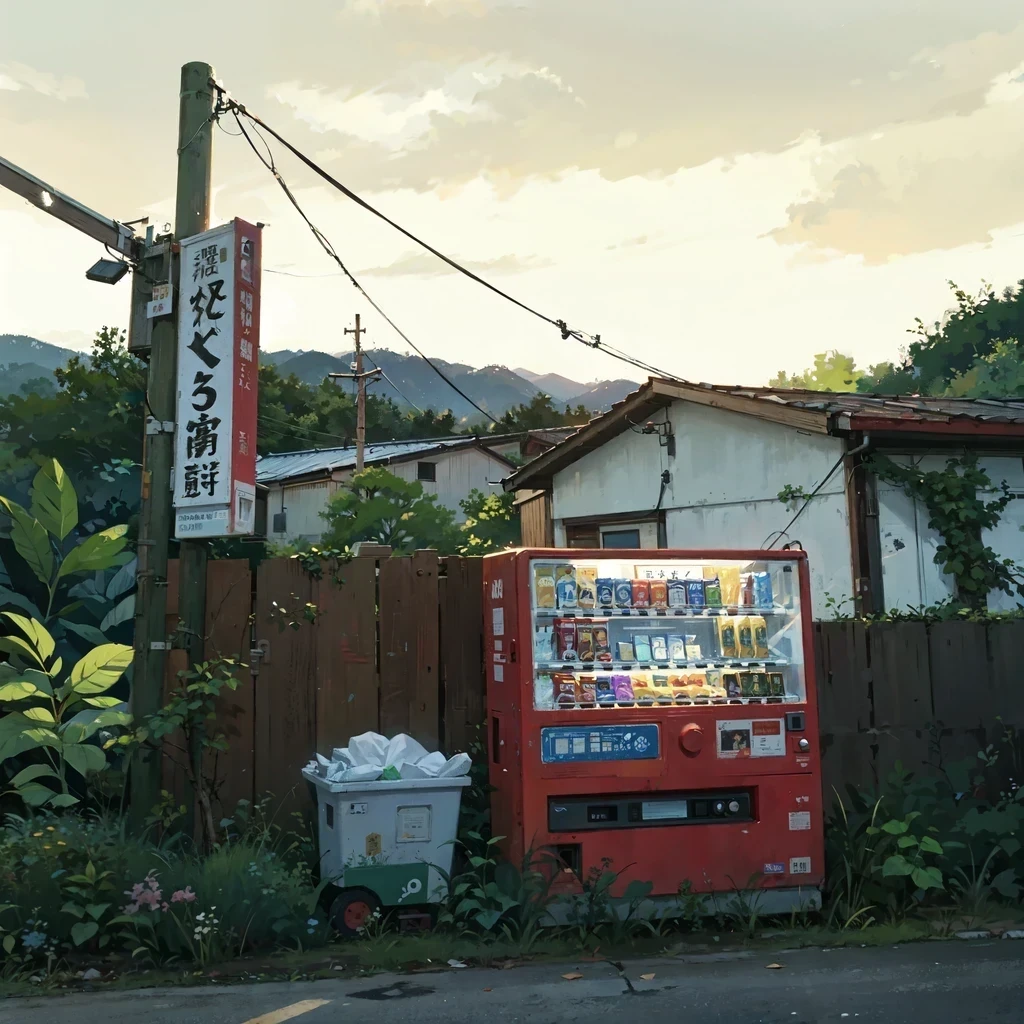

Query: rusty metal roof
[[685, 383, 1024, 425], [505, 377, 1024, 492]]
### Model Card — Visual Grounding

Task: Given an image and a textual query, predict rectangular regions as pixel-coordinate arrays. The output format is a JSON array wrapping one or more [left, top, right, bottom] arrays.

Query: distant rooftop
[[256, 436, 508, 484]]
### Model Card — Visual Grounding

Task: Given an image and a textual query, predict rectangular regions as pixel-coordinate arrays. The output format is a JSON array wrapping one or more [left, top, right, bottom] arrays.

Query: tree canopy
[[770, 279, 1024, 399]]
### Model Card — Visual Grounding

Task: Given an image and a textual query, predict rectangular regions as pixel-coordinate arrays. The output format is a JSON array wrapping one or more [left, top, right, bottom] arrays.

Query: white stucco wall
[[551, 399, 852, 617], [876, 453, 1024, 613]]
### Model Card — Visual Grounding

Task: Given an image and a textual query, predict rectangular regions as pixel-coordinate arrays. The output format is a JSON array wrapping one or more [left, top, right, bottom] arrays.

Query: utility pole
[[329, 314, 380, 471], [130, 61, 216, 833]]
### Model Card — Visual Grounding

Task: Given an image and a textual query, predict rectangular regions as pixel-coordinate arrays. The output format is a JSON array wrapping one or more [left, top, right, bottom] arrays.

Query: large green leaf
[[10, 764, 60, 788], [0, 497, 54, 585], [15, 782, 58, 808], [0, 635, 43, 669], [911, 866, 944, 891], [0, 585, 43, 618], [0, 670, 54, 702], [62, 707, 131, 744], [100, 594, 135, 633], [22, 706, 56, 724], [62, 620, 109, 647], [58, 525, 128, 580], [71, 921, 98, 947], [63, 742, 108, 778], [31, 460, 79, 542], [68, 643, 133, 695], [0, 713, 61, 760], [881, 855, 914, 877], [105, 557, 138, 600], [2, 613, 55, 664]]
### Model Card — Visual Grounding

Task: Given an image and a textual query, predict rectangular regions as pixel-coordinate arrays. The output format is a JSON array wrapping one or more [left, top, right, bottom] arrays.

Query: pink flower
[[171, 887, 196, 904]]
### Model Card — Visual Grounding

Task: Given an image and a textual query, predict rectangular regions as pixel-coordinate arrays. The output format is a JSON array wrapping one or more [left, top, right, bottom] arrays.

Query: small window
[[417, 462, 436, 482], [602, 528, 642, 549]]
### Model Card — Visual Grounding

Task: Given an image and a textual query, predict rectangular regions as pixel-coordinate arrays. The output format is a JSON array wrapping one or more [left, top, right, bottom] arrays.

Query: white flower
[[196, 912, 205, 922]]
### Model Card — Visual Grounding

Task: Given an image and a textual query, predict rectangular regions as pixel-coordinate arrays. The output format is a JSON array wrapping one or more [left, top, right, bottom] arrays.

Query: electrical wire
[[229, 109, 499, 427], [762, 452, 847, 550], [215, 88, 681, 383], [361, 353, 427, 415]]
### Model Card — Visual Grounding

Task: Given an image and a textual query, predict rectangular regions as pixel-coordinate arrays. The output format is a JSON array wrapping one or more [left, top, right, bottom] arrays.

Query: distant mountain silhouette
[[1, 336, 640, 416]]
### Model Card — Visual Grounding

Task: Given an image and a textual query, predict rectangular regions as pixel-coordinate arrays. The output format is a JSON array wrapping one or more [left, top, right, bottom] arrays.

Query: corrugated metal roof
[[256, 437, 485, 484], [687, 383, 1024, 424]]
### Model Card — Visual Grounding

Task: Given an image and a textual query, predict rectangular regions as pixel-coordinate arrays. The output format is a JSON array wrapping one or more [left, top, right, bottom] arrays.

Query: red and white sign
[[173, 219, 261, 539]]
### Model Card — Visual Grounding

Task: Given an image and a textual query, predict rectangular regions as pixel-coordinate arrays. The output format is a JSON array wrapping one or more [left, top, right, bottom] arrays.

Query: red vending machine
[[483, 548, 824, 913]]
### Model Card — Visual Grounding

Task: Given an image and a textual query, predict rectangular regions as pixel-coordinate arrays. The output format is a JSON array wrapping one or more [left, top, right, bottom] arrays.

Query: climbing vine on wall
[[869, 452, 1024, 608]]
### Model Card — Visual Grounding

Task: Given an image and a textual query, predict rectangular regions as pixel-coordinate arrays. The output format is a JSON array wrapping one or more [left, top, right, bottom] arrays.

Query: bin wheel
[[329, 888, 381, 938]]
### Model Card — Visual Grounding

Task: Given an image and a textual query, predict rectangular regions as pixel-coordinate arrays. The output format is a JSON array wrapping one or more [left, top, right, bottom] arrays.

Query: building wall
[[876, 453, 1024, 612], [265, 447, 509, 544], [265, 479, 337, 544], [551, 399, 853, 617], [382, 447, 506, 521]]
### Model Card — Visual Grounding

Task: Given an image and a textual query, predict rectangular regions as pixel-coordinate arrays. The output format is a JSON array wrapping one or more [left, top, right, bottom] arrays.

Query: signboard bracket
[[146, 417, 176, 435]]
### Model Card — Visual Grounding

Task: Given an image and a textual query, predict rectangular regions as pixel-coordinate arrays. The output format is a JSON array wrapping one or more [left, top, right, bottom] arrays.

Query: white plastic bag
[[437, 752, 472, 778], [348, 731, 389, 767], [385, 734, 429, 770]]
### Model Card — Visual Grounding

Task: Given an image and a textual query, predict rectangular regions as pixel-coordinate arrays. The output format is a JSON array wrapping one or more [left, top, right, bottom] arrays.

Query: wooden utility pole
[[130, 61, 216, 833], [329, 314, 380, 471]]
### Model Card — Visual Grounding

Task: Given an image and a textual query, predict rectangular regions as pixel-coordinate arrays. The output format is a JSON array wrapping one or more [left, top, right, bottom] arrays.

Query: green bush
[[825, 736, 1023, 928], [0, 808, 329, 970]]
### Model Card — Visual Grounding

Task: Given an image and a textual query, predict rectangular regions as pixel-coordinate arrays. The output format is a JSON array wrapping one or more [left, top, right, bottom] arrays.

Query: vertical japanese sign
[[173, 219, 262, 539]]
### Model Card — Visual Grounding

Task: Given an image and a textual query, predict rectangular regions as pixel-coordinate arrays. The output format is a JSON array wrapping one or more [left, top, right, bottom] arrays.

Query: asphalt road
[[3, 941, 1022, 1024]]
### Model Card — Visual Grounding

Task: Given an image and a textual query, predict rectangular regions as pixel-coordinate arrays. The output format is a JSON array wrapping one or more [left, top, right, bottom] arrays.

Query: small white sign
[[789, 811, 812, 832], [146, 282, 172, 318], [492, 606, 505, 636], [397, 805, 431, 843], [789, 857, 812, 874], [494, 663, 504, 682]]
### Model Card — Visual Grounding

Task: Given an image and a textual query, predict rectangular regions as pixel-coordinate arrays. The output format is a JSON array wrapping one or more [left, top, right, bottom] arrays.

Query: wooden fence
[[815, 620, 1024, 803], [163, 553, 484, 818], [164, 557, 1024, 821]]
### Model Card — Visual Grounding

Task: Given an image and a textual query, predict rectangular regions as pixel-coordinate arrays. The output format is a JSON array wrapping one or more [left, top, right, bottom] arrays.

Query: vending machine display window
[[529, 557, 805, 711]]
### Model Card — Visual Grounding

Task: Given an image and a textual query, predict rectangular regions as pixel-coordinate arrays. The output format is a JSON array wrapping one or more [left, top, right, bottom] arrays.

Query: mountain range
[[0, 335, 640, 419]]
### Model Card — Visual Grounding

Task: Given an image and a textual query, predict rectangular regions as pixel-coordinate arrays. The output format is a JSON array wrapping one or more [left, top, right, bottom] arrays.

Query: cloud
[[357, 250, 553, 277], [260, 3, 1024, 199], [269, 56, 577, 152], [769, 52, 1024, 262], [0, 62, 86, 100]]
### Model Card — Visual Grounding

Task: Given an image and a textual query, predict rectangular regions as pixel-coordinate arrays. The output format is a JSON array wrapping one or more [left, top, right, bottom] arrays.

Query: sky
[[3, 0, 1024, 388]]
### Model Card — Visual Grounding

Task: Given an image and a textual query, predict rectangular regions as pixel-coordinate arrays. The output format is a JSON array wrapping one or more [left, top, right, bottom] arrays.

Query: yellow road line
[[240, 999, 331, 1024]]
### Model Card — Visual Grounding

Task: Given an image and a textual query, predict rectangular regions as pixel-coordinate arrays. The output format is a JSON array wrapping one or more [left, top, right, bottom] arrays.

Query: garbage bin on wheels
[[302, 770, 471, 937]]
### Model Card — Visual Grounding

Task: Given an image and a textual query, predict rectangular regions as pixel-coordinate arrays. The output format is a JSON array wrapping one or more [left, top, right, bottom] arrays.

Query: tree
[[769, 351, 865, 391], [490, 392, 589, 433], [0, 327, 144, 501], [320, 467, 462, 553], [459, 489, 518, 554]]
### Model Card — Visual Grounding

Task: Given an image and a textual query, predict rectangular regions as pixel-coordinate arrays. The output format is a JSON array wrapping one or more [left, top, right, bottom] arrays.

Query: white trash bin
[[303, 768, 471, 935]]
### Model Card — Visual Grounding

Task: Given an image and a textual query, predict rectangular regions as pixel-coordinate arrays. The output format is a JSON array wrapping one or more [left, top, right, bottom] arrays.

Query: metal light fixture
[[85, 258, 130, 285]]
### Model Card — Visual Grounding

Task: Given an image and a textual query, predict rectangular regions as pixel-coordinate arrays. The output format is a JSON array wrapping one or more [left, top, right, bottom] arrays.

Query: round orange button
[[679, 723, 704, 755]]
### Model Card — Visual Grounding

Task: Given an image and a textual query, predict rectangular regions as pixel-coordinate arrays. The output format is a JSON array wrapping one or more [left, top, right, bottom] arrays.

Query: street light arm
[[0, 154, 138, 256]]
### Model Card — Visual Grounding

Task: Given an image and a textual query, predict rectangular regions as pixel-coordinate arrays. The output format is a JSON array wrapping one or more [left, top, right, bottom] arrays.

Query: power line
[[215, 90, 680, 383], [762, 453, 846, 550], [229, 108, 499, 427], [360, 351, 426, 415]]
